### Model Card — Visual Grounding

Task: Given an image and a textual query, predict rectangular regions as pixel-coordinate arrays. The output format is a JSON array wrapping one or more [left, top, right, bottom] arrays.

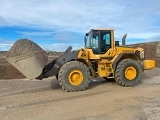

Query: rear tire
[[58, 61, 91, 92], [115, 59, 142, 87]]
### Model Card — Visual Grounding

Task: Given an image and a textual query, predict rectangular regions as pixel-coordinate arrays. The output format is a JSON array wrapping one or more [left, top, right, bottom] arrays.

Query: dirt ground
[[0, 56, 26, 79], [0, 68, 160, 120]]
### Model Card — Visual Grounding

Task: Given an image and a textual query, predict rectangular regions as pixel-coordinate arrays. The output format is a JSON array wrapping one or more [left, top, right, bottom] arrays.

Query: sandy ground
[[0, 68, 160, 120]]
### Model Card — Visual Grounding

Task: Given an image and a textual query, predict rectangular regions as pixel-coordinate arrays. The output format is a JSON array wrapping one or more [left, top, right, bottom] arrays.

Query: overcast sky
[[0, 0, 160, 51]]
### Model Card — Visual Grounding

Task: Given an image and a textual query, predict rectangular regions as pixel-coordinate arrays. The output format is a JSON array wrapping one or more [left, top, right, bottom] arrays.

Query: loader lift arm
[[37, 46, 79, 79]]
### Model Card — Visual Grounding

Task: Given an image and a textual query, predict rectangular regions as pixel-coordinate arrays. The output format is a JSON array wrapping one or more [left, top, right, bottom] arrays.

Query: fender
[[112, 52, 142, 71]]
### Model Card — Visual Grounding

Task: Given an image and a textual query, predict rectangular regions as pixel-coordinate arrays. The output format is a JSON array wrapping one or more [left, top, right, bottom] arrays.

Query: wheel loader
[[6, 28, 155, 92]]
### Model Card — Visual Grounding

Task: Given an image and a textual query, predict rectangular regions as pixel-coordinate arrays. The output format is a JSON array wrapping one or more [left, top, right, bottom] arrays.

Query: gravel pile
[[7, 39, 44, 57]]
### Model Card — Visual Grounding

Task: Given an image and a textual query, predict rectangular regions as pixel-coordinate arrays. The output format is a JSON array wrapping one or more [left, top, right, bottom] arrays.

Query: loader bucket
[[6, 51, 48, 80], [6, 39, 48, 79]]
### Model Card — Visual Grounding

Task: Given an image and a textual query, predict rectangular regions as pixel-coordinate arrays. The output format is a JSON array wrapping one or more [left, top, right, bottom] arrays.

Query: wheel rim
[[125, 67, 137, 80], [68, 70, 83, 86]]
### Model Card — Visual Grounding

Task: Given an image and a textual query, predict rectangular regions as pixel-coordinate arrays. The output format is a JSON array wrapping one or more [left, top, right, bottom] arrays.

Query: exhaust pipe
[[122, 34, 127, 45]]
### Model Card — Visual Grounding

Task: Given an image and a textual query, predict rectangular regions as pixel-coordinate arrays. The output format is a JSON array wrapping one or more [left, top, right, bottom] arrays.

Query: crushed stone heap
[[7, 39, 44, 57]]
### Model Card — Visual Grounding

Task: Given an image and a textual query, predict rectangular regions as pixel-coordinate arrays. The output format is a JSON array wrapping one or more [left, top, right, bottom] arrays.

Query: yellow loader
[[6, 28, 155, 92]]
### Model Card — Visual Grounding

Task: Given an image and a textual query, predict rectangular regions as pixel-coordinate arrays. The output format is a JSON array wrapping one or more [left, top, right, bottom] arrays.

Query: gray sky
[[0, 0, 160, 51]]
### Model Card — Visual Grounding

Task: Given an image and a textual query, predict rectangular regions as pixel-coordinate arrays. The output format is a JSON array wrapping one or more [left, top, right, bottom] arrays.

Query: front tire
[[58, 61, 91, 92], [115, 59, 142, 87]]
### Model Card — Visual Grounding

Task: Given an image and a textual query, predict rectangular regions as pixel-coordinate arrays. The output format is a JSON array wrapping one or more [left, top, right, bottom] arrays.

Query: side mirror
[[85, 33, 89, 36]]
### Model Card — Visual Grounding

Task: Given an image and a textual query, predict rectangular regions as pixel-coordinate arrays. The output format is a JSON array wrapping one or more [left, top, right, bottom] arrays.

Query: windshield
[[85, 31, 98, 49]]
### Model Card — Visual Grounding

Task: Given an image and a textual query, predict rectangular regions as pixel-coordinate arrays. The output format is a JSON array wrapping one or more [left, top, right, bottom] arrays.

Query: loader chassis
[[6, 28, 155, 92]]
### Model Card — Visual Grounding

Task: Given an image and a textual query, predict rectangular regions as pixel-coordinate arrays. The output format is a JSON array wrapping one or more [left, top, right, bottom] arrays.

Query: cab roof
[[86, 28, 115, 35], [92, 28, 115, 31]]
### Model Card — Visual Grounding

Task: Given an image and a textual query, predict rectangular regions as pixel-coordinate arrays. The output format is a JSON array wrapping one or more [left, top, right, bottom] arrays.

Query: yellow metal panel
[[79, 48, 115, 60], [116, 47, 136, 54], [77, 49, 89, 62], [97, 59, 113, 77], [143, 60, 155, 70], [98, 63, 107, 77]]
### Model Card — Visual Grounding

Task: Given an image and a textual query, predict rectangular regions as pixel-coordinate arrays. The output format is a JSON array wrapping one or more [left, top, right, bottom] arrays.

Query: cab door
[[99, 31, 111, 54]]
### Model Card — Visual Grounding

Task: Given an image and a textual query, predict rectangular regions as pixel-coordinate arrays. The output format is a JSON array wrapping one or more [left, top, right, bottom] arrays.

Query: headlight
[[141, 50, 145, 59]]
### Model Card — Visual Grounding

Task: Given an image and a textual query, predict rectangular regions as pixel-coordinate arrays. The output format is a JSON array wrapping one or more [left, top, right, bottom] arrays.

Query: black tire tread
[[115, 59, 142, 87], [58, 61, 91, 92]]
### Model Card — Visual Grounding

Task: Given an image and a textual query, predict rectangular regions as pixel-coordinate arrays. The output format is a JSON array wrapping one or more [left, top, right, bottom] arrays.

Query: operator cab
[[84, 28, 113, 54]]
